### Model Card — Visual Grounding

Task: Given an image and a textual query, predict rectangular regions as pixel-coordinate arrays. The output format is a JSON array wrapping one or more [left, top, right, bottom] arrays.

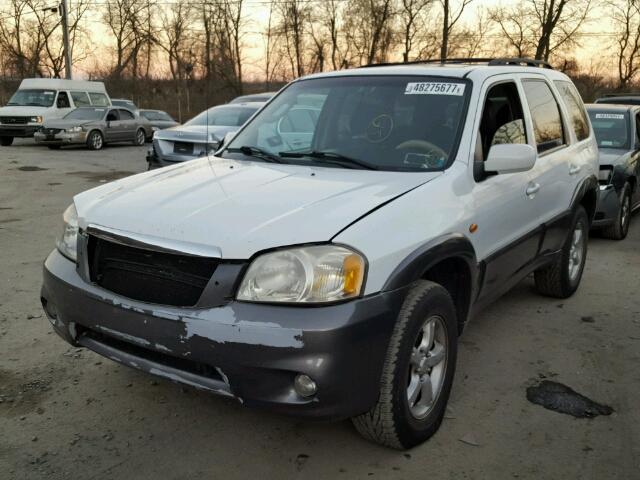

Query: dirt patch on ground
[[16, 166, 48, 172], [0, 367, 61, 418]]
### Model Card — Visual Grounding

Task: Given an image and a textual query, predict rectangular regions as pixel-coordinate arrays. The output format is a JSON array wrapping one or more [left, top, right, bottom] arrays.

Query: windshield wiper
[[226, 145, 286, 164], [279, 150, 378, 170]]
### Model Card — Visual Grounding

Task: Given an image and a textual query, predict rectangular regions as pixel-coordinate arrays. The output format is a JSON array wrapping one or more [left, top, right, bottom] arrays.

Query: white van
[[0, 78, 111, 146]]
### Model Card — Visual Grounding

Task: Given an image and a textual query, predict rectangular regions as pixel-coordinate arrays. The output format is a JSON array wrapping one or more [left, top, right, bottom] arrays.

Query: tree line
[[1, 0, 640, 115]]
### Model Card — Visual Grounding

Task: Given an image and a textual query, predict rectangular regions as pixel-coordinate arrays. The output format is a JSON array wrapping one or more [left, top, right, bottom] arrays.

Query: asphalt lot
[[1, 138, 639, 480]]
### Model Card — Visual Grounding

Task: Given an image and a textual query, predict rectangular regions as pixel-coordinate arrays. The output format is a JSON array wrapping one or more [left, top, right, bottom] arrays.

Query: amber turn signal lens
[[343, 253, 365, 296]]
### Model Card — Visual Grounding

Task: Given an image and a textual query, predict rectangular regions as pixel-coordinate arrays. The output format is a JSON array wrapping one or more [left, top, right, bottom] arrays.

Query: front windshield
[[7, 89, 56, 107], [224, 75, 470, 171], [187, 106, 258, 127], [588, 110, 629, 149], [64, 108, 106, 121]]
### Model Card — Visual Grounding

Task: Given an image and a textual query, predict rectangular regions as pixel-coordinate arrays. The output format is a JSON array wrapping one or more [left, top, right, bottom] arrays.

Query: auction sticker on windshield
[[405, 82, 465, 96], [595, 114, 624, 119]]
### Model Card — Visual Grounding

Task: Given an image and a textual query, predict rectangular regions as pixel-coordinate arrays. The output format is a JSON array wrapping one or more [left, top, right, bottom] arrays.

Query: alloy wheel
[[568, 221, 585, 282], [407, 315, 448, 419]]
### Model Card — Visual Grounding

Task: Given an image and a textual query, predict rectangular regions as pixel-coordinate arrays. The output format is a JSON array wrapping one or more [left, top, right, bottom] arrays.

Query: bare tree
[[102, 0, 154, 79], [490, 0, 592, 62], [609, 0, 640, 88], [399, 0, 435, 62], [440, 0, 473, 60], [344, 0, 395, 66], [276, 0, 309, 78], [157, 2, 195, 120]]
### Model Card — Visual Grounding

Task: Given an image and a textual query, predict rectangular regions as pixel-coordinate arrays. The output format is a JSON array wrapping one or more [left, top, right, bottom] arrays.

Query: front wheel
[[134, 129, 145, 146], [86, 130, 104, 150], [602, 183, 631, 240], [352, 280, 457, 449], [0, 136, 13, 146], [534, 205, 589, 298]]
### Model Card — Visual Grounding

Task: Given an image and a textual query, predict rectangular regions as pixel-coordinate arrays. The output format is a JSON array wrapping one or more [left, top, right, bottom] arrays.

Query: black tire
[[133, 128, 145, 146], [602, 183, 632, 240], [47, 145, 62, 150], [86, 130, 104, 150], [534, 205, 589, 298], [0, 136, 14, 146], [352, 280, 458, 449]]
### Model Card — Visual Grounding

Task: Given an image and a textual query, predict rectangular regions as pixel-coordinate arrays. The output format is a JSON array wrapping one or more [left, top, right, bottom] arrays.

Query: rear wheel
[[534, 205, 588, 298], [602, 183, 631, 240], [0, 136, 13, 146], [352, 280, 457, 449], [86, 130, 104, 150], [134, 128, 145, 146]]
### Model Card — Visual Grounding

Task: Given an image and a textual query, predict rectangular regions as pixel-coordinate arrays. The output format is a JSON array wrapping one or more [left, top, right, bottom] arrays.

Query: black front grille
[[42, 127, 62, 135], [88, 236, 218, 307], [0, 116, 29, 125]]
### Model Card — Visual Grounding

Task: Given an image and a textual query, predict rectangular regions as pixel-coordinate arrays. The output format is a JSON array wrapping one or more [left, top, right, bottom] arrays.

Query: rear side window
[[89, 92, 109, 106], [119, 109, 135, 120], [522, 80, 565, 154], [71, 91, 91, 107], [554, 81, 589, 141]]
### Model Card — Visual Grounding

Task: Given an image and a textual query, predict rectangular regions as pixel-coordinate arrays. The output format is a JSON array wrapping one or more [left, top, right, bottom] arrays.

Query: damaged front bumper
[[592, 185, 620, 228], [41, 249, 405, 420]]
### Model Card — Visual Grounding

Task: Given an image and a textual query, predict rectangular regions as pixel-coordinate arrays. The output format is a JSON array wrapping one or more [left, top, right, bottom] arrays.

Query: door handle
[[569, 164, 581, 175], [526, 183, 541, 196]]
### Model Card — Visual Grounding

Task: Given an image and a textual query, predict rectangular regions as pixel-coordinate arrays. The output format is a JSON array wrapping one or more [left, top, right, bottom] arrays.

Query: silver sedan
[[34, 107, 147, 150]]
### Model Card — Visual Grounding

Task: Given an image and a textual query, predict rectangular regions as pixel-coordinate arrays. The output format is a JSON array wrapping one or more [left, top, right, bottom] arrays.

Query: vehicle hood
[[43, 119, 97, 129], [154, 125, 236, 143], [74, 157, 441, 259], [598, 149, 630, 166], [0, 106, 49, 116]]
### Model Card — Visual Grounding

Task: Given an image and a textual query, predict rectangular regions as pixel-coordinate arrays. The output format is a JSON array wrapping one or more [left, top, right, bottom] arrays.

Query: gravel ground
[[1, 139, 639, 480]]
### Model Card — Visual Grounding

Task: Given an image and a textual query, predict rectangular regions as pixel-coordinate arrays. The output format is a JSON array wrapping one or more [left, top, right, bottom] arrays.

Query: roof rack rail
[[359, 57, 553, 69], [602, 93, 640, 97], [488, 57, 553, 69]]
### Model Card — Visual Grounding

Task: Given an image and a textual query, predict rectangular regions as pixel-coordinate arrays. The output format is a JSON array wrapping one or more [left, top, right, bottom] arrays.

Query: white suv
[[41, 58, 598, 449]]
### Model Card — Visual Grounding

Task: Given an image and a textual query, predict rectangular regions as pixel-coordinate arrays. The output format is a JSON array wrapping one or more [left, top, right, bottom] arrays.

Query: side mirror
[[485, 144, 537, 174]]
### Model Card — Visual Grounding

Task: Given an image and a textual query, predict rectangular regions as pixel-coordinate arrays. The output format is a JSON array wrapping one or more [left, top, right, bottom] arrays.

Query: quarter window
[[71, 91, 91, 107], [89, 92, 109, 106], [554, 81, 589, 141], [522, 80, 565, 153]]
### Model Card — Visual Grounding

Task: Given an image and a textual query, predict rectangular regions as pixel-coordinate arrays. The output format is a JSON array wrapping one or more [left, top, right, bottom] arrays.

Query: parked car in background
[[34, 106, 146, 150], [42, 58, 599, 450], [109, 98, 157, 141], [0, 78, 110, 146], [586, 103, 640, 239], [147, 102, 262, 169], [229, 92, 276, 104], [595, 94, 640, 106], [139, 109, 179, 133]]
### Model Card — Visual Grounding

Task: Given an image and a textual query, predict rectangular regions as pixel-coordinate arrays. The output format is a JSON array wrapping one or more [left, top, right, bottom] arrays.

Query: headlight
[[66, 126, 83, 133], [237, 245, 366, 303], [30, 116, 43, 123], [56, 204, 78, 261]]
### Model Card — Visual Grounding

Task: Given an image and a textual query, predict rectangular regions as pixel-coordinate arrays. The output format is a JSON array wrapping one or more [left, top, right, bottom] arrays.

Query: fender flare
[[570, 175, 598, 222], [382, 234, 479, 328]]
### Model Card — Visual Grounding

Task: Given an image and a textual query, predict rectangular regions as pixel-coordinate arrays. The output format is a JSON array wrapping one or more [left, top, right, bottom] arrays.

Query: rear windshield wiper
[[279, 150, 378, 170], [226, 145, 286, 164]]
